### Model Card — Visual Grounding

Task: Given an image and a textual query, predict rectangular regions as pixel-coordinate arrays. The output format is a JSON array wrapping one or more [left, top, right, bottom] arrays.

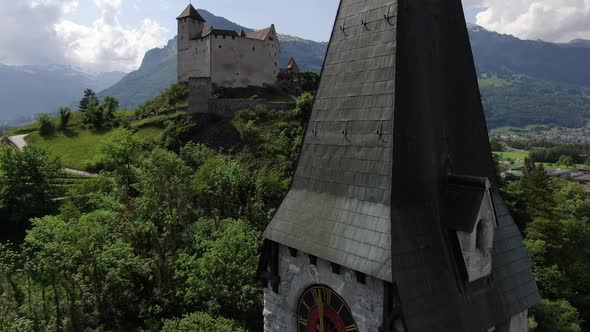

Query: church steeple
[[259, 0, 539, 331], [176, 3, 206, 22]]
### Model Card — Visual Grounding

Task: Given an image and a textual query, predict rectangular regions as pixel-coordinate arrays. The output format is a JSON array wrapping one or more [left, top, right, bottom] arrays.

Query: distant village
[[491, 126, 590, 144]]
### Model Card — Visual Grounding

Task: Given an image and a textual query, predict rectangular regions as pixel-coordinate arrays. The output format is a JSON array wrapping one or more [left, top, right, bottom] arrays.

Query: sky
[[0, 0, 589, 73]]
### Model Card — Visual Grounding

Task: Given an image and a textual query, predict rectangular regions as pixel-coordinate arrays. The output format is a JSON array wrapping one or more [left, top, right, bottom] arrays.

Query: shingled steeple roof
[[177, 4, 206, 22], [261, 0, 539, 330]]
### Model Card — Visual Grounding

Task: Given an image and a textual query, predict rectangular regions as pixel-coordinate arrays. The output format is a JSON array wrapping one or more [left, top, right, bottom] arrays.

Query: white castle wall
[[264, 245, 385, 332], [178, 17, 279, 87], [210, 35, 279, 88]]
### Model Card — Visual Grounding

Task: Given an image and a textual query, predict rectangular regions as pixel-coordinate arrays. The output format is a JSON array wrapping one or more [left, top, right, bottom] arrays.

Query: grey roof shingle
[[264, 0, 396, 282]]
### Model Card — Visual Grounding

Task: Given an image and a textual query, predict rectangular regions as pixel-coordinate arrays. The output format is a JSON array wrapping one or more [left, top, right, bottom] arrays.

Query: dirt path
[[6, 134, 97, 177], [6, 134, 28, 150]]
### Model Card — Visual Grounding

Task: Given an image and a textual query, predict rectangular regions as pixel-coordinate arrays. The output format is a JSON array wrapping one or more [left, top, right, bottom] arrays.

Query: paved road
[[6, 134, 97, 177]]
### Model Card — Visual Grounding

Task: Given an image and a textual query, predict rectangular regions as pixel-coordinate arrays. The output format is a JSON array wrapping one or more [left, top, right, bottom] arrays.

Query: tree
[[59, 106, 72, 129], [95, 129, 140, 191], [162, 115, 195, 152], [558, 155, 575, 168], [37, 113, 55, 136], [489, 137, 504, 151], [175, 218, 262, 329], [180, 142, 215, 171], [193, 157, 254, 219], [294, 92, 314, 122], [164, 82, 189, 108], [521, 158, 556, 220], [79, 89, 98, 113], [100, 96, 119, 123], [131, 149, 195, 317], [530, 299, 582, 332], [0, 145, 62, 224], [298, 71, 320, 93], [84, 96, 105, 128], [25, 212, 152, 331]]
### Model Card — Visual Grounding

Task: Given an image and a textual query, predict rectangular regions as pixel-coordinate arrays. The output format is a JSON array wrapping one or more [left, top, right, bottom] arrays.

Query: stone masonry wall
[[210, 35, 279, 88], [210, 99, 295, 117], [188, 77, 212, 114], [264, 245, 384, 332]]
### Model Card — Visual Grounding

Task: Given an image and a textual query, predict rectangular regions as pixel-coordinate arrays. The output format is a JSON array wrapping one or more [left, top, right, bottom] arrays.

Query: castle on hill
[[177, 3, 281, 88]]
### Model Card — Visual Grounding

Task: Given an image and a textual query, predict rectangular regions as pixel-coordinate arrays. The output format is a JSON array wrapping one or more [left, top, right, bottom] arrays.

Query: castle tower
[[177, 3, 206, 82], [259, 0, 540, 331]]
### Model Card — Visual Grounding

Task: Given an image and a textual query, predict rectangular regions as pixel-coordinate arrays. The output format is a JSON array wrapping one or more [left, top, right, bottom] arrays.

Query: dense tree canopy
[[2, 86, 588, 332]]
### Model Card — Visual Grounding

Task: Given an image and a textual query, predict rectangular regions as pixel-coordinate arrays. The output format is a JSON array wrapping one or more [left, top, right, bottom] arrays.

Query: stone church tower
[[258, 0, 540, 331]]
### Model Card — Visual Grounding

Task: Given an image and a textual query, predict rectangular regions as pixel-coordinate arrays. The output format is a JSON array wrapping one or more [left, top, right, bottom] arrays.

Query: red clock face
[[297, 286, 358, 332]]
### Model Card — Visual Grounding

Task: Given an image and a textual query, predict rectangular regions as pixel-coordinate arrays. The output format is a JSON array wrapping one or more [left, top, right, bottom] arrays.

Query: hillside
[[479, 75, 590, 128], [0, 65, 125, 125], [468, 23, 590, 87], [97, 37, 178, 110]]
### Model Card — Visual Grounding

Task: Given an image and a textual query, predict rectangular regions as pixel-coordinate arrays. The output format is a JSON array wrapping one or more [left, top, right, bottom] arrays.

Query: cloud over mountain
[[463, 0, 590, 42], [0, 0, 168, 72]]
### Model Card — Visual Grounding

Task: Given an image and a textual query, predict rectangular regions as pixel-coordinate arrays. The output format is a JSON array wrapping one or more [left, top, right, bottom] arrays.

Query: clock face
[[297, 285, 358, 332]]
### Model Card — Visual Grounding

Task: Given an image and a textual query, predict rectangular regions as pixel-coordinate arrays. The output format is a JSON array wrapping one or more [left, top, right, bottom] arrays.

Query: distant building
[[277, 57, 301, 94], [177, 3, 280, 88]]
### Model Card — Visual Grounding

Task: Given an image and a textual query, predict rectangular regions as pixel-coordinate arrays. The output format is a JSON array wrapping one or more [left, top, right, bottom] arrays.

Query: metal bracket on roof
[[312, 121, 318, 136], [375, 120, 384, 137], [361, 12, 370, 30], [339, 18, 349, 36], [384, 5, 395, 25], [341, 121, 349, 136]]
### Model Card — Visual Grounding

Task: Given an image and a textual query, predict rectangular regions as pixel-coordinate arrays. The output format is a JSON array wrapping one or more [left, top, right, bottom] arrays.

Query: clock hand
[[317, 293, 325, 332]]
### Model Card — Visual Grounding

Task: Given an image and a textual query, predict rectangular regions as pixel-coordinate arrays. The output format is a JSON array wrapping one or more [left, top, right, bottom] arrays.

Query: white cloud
[[30, 0, 79, 13], [0, 0, 167, 72], [0, 0, 69, 66], [463, 0, 590, 42], [54, 0, 168, 72], [55, 0, 167, 72]]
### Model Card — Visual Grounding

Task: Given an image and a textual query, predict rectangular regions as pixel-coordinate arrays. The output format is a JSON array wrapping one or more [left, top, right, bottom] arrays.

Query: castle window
[[219, 45, 222, 48], [355, 271, 366, 284], [215, 35, 218, 38], [309, 254, 317, 265], [331, 263, 341, 275], [252, 47, 256, 52], [232, 36, 235, 40], [223, 35, 226, 39]]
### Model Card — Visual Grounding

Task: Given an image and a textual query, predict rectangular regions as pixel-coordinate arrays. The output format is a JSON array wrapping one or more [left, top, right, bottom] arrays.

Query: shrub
[[294, 92, 314, 122], [180, 142, 215, 170], [59, 106, 72, 129], [161, 312, 245, 332], [37, 113, 55, 136], [530, 299, 582, 332]]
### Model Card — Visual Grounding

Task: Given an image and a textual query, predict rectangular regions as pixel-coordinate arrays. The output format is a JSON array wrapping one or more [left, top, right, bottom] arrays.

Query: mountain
[[479, 75, 590, 128], [97, 37, 178, 110], [101, 15, 590, 129], [467, 23, 590, 87], [98, 9, 328, 109], [0, 65, 125, 125], [278, 34, 327, 73]]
